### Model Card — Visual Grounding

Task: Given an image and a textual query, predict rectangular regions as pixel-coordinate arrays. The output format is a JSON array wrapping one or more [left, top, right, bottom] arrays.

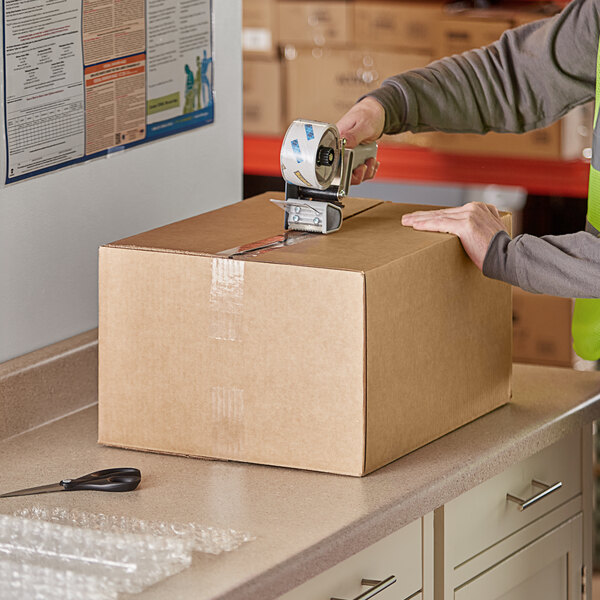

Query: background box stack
[[512, 288, 575, 368], [431, 3, 592, 159], [243, 0, 446, 146], [242, 0, 590, 159], [512, 288, 597, 370], [242, 0, 284, 135]]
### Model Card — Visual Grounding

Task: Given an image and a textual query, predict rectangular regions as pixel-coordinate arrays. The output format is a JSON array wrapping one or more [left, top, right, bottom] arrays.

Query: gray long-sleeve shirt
[[366, 0, 600, 298]]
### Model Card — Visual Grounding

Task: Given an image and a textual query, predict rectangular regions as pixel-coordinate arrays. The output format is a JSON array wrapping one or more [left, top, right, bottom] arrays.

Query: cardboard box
[[432, 102, 592, 160], [436, 3, 562, 58], [284, 45, 432, 147], [243, 0, 278, 56], [354, 1, 445, 53], [429, 5, 588, 160], [279, 1, 352, 47], [243, 57, 284, 136], [513, 288, 574, 368], [99, 194, 512, 476], [436, 17, 512, 58], [432, 125, 562, 160]]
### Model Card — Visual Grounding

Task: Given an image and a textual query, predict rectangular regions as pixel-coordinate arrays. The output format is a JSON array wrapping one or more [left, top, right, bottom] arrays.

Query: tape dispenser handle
[[339, 140, 378, 195], [347, 141, 378, 171]]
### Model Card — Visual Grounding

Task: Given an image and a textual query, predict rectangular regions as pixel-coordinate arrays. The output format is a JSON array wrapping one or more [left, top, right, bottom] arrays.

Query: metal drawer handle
[[506, 479, 563, 511], [331, 575, 396, 600]]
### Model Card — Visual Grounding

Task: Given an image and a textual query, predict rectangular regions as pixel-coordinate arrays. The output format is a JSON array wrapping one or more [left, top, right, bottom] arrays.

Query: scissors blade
[[0, 482, 64, 498]]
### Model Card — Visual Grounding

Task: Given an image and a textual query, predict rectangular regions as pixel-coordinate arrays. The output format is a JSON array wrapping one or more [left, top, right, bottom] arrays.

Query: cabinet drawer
[[444, 431, 581, 567], [278, 517, 422, 600]]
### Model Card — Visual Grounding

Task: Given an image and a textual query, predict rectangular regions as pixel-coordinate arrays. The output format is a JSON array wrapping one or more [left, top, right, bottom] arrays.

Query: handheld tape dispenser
[[271, 119, 378, 234]]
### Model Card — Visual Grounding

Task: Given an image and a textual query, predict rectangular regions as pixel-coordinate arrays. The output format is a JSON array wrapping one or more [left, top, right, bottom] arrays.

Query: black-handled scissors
[[0, 468, 141, 498]]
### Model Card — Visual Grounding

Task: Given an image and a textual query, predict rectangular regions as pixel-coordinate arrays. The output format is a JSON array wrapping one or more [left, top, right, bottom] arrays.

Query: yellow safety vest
[[571, 39, 600, 360]]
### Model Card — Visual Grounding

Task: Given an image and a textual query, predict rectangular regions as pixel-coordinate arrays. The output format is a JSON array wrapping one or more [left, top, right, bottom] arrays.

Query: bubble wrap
[[0, 507, 253, 599], [14, 506, 254, 554]]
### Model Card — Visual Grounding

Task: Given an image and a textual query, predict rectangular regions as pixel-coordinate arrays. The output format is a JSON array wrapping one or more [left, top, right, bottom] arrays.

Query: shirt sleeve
[[366, 0, 599, 135], [482, 230, 600, 298]]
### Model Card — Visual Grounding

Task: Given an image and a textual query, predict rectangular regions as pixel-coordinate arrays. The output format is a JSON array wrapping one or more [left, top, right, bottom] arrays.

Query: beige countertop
[[1, 364, 600, 599]]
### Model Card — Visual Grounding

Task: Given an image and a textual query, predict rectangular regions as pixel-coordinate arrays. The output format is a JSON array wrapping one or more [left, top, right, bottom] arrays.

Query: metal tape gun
[[271, 119, 378, 234]]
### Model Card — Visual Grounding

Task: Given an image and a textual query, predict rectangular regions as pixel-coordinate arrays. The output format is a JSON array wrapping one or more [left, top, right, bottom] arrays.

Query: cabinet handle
[[330, 575, 396, 600], [506, 479, 562, 511]]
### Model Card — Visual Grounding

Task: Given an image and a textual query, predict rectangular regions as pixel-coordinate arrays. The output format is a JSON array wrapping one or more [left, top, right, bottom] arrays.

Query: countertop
[[2, 364, 600, 599]]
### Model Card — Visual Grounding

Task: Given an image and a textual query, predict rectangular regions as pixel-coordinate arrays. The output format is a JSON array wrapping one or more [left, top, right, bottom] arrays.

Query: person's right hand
[[336, 97, 385, 185]]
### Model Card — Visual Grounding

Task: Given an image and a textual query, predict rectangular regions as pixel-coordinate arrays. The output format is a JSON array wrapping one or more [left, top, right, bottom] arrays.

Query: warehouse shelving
[[244, 135, 590, 198]]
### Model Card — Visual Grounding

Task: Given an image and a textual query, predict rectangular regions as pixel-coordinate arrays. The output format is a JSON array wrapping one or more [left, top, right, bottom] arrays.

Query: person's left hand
[[401, 202, 509, 271]]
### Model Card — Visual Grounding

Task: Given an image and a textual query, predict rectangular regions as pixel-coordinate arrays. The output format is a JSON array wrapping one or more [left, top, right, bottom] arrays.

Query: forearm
[[483, 231, 600, 298], [367, 0, 597, 135]]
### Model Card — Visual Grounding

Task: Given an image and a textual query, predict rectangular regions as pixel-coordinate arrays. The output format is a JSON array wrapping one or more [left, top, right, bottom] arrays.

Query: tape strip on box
[[211, 386, 246, 457], [209, 257, 245, 341]]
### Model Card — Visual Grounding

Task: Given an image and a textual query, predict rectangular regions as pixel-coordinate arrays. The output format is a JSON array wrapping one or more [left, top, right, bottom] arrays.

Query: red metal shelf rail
[[244, 135, 590, 198]]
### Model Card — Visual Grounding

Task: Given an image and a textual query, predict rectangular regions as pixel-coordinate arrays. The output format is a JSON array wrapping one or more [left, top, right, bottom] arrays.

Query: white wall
[[0, 1, 243, 363]]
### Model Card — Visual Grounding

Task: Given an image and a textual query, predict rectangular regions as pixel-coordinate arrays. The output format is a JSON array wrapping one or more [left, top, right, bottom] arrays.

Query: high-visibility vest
[[571, 40, 600, 360]]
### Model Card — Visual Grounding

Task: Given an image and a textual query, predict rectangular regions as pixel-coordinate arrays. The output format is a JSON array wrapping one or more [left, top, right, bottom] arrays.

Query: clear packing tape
[[1, 508, 254, 599]]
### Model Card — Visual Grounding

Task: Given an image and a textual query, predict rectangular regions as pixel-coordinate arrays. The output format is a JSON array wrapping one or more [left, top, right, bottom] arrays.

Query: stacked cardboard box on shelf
[[242, 0, 590, 160], [353, 1, 444, 53], [512, 288, 574, 368], [242, 0, 284, 135], [278, 0, 353, 47], [431, 4, 592, 159], [242, 0, 279, 56], [243, 59, 284, 136], [284, 46, 433, 147], [242, 0, 445, 140], [511, 287, 594, 370]]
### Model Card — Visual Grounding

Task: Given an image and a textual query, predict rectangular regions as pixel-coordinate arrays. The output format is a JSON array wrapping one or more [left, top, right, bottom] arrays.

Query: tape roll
[[280, 120, 340, 190]]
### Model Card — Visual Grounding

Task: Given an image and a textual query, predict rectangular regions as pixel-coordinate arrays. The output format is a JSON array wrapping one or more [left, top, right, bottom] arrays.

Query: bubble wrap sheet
[[1, 508, 253, 599]]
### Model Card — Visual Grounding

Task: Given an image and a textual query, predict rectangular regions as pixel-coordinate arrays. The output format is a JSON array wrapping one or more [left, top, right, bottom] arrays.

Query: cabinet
[[278, 514, 434, 600], [279, 427, 592, 600], [435, 427, 593, 600], [277, 427, 592, 600]]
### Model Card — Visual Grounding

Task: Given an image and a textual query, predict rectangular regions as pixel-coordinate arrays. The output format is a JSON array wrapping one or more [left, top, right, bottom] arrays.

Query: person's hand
[[336, 97, 385, 185], [401, 203, 509, 271]]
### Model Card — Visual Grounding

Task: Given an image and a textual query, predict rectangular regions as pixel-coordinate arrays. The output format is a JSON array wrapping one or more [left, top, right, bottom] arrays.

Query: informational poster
[[2, 0, 213, 184]]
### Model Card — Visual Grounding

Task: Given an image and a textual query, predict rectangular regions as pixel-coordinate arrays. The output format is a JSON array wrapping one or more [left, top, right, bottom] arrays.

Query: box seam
[[102, 200, 386, 258]]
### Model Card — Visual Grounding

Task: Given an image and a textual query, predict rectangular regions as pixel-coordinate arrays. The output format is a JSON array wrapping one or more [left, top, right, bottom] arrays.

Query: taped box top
[[99, 193, 512, 476]]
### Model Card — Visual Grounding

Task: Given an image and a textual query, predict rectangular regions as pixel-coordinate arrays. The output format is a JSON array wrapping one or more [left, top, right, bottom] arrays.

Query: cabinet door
[[454, 514, 582, 600]]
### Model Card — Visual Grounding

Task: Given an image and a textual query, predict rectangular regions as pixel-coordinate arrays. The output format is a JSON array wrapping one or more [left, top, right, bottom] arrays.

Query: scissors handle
[[61, 468, 141, 492]]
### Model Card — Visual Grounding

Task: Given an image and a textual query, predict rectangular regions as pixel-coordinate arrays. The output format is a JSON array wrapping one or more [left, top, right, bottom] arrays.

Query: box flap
[[244, 200, 459, 271], [108, 195, 473, 274], [106, 193, 381, 257]]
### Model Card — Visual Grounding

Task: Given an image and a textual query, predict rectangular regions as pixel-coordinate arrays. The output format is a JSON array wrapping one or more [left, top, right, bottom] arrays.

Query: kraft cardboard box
[[243, 57, 285, 135], [279, 1, 352, 47], [432, 126, 562, 160], [436, 16, 512, 58], [435, 6, 556, 59], [513, 288, 574, 368], [284, 46, 433, 147], [354, 1, 445, 53], [99, 193, 512, 476], [432, 104, 592, 160], [430, 6, 571, 159], [243, 0, 279, 56]]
